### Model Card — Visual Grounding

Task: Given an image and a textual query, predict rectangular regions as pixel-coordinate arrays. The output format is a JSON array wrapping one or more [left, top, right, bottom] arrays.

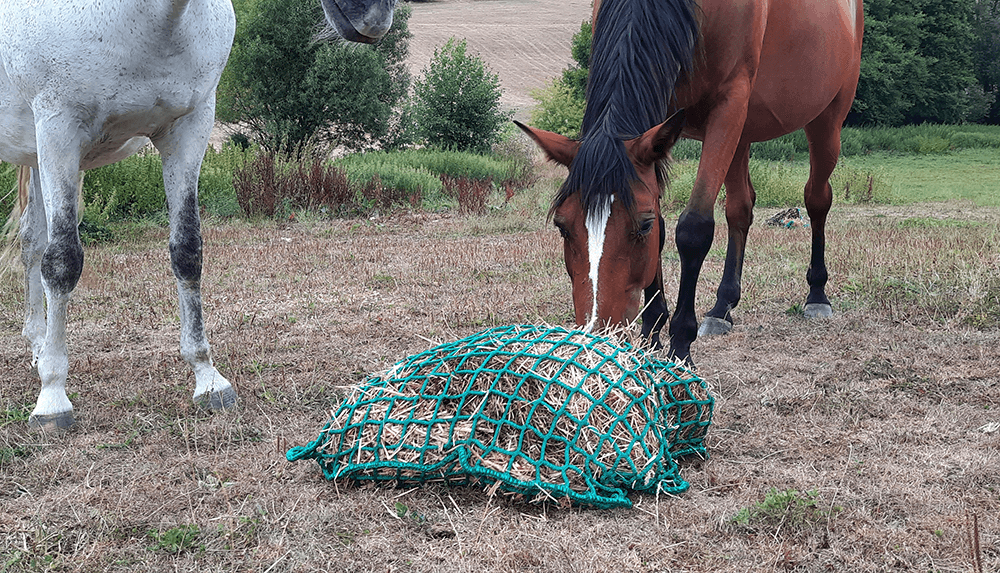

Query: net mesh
[[287, 325, 714, 508]]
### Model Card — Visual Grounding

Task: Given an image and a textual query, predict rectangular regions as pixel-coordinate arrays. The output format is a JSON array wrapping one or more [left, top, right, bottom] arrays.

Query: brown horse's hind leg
[[801, 109, 844, 318], [700, 141, 756, 337]]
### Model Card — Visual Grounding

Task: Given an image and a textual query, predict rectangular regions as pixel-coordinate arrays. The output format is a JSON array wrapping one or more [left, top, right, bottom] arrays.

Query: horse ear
[[513, 120, 580, 167], [632, 109, 686, 166]]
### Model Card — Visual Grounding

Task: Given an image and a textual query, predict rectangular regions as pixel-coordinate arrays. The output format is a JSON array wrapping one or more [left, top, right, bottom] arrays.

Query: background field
[[2, 1, 999, 572]]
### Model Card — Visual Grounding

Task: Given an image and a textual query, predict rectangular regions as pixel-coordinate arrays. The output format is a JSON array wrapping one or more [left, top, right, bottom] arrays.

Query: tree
[[412, 38, 511, 153], [972, 0, 1000, 123], [217, 0, 412, 151], [849, 0, 984, 125]]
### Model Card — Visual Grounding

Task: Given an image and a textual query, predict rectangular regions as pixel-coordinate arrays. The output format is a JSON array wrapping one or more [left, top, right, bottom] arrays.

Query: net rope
[[287, 325, 714, 508]]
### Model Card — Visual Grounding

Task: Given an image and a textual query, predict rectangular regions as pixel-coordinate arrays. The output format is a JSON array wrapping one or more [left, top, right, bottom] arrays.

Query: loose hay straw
[[287, 325, 714, 508]]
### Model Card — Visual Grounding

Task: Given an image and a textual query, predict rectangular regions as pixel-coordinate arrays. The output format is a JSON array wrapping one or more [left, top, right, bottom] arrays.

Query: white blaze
[[584, 196, 613, 332]]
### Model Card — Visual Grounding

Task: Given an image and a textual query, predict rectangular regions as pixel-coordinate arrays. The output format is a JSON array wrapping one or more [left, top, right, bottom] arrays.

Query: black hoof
[[28, 411, 76, 432], [195, 386, 238, 411], [698, 316, 733, 337]]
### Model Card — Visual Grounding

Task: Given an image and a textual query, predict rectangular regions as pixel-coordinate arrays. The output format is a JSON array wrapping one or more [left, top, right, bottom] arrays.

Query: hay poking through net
[[287, 325, 714, 508]]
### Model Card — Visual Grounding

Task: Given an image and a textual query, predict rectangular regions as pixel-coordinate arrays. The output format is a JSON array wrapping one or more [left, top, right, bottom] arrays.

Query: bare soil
[[405, 0, 592, 114]]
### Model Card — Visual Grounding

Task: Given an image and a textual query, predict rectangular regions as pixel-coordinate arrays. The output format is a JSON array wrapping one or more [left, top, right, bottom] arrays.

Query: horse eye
[[634, 215, 656, 239], [555, 223, 571, 239]]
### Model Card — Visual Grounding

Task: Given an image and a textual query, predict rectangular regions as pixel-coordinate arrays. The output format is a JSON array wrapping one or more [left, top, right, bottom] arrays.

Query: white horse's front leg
[[155, 99, 236, 411], [28, 129, 86, 430]]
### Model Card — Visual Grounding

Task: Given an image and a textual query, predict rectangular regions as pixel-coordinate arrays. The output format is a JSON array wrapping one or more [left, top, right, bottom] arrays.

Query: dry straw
[[288, 324, 714, 508]]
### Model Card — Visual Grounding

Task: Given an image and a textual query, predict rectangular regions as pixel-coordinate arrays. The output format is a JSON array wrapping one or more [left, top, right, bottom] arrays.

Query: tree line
[[855, 0, 1000, 125]]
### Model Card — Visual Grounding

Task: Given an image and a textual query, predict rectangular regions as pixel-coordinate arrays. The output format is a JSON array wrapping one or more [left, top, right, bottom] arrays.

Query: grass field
[[841, 148, 1000, 206], [1, 140, 998, 571]]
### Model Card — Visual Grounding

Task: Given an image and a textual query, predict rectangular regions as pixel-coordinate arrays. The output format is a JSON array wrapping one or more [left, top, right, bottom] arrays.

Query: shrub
[[233, 149, 370, 217], [441, 176, 493, 215], [218, 0, 412, 152], [0, 163, 18, 223], [412, 38, 511, 153], [529, 80, 585, 139], [83, 149, 166, 222], [338, 158, 442, 208]]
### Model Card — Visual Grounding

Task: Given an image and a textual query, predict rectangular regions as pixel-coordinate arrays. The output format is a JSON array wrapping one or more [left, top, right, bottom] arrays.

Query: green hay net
[[287, 325, 714, 508]]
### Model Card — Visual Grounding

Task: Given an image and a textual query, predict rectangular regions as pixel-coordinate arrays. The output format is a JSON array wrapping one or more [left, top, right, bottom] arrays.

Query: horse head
[[516, 110, 685, 345], [319, 0, 397, 43]]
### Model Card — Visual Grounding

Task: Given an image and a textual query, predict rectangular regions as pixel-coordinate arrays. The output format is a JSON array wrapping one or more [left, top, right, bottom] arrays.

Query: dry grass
[[1, 180, 999, 571]]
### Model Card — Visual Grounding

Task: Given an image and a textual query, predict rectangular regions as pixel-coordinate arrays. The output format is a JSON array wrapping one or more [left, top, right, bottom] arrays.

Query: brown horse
[[517, 0, 863, 363]]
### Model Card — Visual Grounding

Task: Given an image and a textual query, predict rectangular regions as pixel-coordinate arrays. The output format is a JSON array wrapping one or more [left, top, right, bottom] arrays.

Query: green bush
[[198, 145, 248, 219], [413, 38, 511, 153], [336, 149, 532, 211], [670, 139, 702, 161], [529, 80, 586, 140], [83, 149, 166, 223], [218, 0, 412, 152], [339, 158, 443, 206]]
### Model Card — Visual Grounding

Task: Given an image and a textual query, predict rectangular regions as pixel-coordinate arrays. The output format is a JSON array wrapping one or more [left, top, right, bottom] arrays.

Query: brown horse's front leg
[[669, 208, 715, 363]]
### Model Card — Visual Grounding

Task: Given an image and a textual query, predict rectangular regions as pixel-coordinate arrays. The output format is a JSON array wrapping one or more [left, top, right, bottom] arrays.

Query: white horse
[[0, 0, 397, 430]]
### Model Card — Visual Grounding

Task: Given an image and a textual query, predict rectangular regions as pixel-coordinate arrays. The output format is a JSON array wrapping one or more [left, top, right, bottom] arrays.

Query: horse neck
[[559, 0, 697, 218], [581, 0, 699, 140]]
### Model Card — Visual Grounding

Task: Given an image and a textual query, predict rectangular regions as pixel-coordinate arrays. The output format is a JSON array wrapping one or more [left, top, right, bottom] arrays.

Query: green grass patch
[[731, 488, 840, 533], [839, 149, 1000, 206], [1, 403, 32, 426], [146, 525, 203, 555]]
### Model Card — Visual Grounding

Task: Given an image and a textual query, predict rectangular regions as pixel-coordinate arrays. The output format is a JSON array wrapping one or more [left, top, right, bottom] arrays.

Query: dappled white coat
[[0, 0, 237, 428]]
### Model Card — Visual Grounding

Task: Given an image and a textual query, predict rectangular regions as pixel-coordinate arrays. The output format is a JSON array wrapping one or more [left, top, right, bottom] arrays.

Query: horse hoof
[[195, 386, 238, 411], [804, 303, 833, 319], [28, 411, 76, 432], [698, 316, 733, 337]]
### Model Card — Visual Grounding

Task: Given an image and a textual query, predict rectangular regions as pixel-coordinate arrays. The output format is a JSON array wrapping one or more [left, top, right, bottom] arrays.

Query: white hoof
[[698, 316, 733, 337], [804, 303, 833, 319]]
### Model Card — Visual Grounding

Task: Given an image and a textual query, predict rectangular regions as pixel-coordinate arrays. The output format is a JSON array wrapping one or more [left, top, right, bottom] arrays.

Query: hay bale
[[287, 325, 714, 508]]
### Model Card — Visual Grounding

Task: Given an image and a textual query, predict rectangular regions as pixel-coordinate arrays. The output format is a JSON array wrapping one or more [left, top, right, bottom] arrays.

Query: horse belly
[[742, 0, 861, 140]]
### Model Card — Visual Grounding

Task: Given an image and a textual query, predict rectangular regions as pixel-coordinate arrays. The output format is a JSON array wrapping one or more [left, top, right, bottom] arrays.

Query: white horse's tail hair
[[0, 165, 31, 280], [0, 165, 84, 282]]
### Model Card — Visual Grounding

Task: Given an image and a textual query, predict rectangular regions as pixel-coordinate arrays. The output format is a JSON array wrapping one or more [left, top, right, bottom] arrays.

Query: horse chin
[[319, 0, 390, 44]]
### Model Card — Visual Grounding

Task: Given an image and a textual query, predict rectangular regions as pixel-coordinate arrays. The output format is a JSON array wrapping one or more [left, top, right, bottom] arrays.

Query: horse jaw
[[319, 0, 396, 43]]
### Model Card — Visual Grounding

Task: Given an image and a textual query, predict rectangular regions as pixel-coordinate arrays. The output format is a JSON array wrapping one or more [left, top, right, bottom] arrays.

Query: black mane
[[554, 0, 699, 217]]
